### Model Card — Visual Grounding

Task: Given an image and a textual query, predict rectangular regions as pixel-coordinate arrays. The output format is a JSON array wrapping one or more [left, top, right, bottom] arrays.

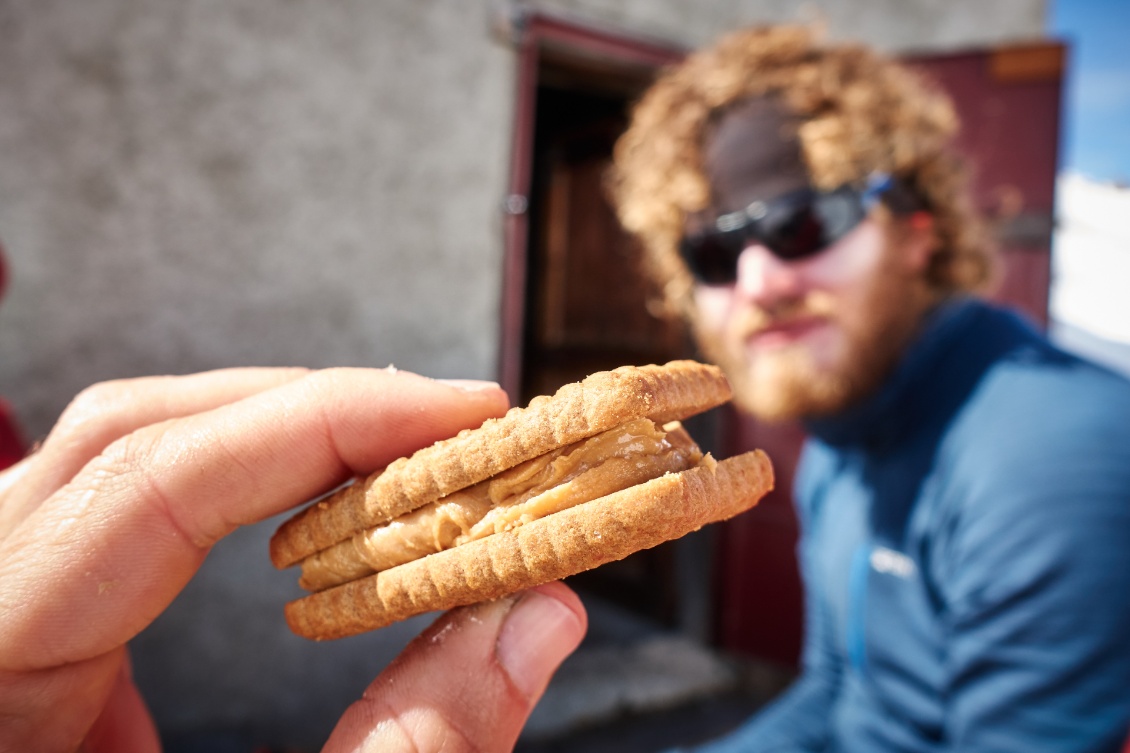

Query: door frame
[[496, 10, 684, 400]]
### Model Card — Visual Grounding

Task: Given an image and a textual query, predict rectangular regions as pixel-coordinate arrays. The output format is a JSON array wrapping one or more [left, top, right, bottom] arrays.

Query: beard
[[693, 254, 931, 423]]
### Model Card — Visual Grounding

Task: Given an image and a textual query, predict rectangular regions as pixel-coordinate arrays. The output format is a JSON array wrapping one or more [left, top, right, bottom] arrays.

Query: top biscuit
[[269, 360, 731, 568]]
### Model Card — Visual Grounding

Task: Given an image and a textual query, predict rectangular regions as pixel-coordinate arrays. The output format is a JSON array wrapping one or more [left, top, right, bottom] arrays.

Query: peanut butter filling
[[298, 418, 706, 592]]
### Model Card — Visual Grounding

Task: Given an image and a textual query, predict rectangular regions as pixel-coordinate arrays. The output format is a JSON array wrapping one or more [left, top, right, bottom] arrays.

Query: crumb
[[430, 621, 455, 644]]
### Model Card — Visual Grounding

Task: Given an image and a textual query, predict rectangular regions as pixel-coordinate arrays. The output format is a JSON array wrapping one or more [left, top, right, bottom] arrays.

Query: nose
[[734, 243, 803, 305]]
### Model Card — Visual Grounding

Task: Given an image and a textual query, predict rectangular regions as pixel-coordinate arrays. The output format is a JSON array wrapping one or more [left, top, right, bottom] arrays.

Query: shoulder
[[929, 307, 1130, 532], [944, 306, 1130, 477], [928, 315, 1130, 601]]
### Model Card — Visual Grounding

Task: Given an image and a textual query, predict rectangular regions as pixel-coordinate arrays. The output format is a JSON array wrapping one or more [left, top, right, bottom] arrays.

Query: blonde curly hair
[[610, 24, 994, 318]]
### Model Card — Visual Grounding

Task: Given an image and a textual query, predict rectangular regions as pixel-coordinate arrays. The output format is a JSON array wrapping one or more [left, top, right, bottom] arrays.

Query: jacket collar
[[803, 297, 981, 450]]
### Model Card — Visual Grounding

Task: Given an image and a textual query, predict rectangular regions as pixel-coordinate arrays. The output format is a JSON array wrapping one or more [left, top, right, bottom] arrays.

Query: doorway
[[498, 14, 697, 628], [521, 66, 690, 404]]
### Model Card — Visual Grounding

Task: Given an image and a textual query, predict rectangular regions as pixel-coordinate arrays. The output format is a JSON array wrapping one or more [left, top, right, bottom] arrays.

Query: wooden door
[[502, 16, 694, 626], [522, 89, 689, 403]]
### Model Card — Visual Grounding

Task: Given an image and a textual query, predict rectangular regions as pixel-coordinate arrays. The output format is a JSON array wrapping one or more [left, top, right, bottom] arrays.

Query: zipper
[[847, 543, 871, 679]]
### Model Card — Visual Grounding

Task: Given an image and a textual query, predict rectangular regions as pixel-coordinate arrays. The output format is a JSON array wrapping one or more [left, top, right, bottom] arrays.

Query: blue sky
[[1050, 0, 1130, 183]]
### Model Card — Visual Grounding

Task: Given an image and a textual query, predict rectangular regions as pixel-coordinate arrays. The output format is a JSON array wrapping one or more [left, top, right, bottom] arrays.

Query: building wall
[[0, 1, 516, 440], [0, 0, 1045, 747]]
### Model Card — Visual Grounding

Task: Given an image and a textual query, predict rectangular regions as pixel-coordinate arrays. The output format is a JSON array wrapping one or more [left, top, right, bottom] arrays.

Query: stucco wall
[[0, 1, 514, 440], [0, 0, 1045, 747]]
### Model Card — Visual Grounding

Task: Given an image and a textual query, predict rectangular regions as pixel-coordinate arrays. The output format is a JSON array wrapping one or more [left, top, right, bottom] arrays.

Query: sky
[[1050, 0, 1130, 183], [1046, 1, 1130, 371]]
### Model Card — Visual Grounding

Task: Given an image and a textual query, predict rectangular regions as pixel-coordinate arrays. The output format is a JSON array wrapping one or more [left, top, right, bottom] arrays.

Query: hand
[[0, 368, 587, 752]]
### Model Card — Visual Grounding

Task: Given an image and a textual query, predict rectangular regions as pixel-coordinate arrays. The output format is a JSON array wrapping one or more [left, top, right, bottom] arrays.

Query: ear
[[899, 211, 937, 274]]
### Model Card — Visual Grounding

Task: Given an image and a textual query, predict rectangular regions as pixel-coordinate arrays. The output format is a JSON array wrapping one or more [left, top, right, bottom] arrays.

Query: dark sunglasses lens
[[680, 231, 743, 284], [763, 191, 866, 261], [814, 190, 866, 242], [761, 202, 827, 260], [680, 189, 871, 279]]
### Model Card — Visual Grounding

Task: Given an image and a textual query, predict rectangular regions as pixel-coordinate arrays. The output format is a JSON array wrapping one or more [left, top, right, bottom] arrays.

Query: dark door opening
[[521, 71, 690, 405], [502, 21, 700, 629], [525, 62, 695, 628]]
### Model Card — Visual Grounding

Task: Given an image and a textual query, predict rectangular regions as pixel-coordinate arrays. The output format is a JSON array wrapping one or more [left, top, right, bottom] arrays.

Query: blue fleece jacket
[[691, 299, 1130, 752]]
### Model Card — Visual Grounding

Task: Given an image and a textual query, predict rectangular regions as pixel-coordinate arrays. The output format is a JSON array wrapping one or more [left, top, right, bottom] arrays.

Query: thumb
[[322, 582, 587, 753]]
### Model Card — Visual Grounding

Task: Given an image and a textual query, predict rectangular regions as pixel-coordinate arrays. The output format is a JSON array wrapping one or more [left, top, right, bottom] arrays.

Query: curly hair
[[609, 24, 994, 318]]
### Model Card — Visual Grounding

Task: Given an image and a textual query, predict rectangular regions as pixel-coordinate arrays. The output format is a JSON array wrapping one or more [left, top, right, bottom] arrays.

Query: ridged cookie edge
[[284, 449, 772, 641], [270, 360, 731, 568]]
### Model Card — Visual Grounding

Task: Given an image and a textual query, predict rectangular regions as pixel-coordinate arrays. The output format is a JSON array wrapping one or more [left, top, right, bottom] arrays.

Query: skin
[[689, 100, 939, 421], [692, 213, 937, 421], [0, 367, 587, 753]]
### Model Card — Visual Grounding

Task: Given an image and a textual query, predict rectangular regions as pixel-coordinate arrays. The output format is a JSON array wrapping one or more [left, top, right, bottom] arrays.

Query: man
[[611, 25, 1130, 751]]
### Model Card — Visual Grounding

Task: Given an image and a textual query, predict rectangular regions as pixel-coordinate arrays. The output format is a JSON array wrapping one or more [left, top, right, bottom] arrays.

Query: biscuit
[[284, 449, 773, 640], [271, 360, 773, 640], [270, 360, 732, 568]]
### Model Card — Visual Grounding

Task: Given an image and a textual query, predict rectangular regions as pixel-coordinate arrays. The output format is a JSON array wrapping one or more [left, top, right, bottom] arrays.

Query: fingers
[[0, 368, 312, 538], [0, 367, 509, 670], [80, 652, 161, 753], [0, 648, 123, 753], [324, 582, 587, 753]]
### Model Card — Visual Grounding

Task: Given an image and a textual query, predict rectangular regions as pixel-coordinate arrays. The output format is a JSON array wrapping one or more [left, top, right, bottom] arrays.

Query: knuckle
[[85, 428, 211, 549], [354, 694, 484, 753], [51, 379, 141, 442], [85, 429, 161, 498], [98, 425, 159, 468]]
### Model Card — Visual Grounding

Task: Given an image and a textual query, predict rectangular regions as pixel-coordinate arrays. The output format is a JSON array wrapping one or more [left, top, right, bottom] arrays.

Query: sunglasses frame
[[679, 173, 894, 285]]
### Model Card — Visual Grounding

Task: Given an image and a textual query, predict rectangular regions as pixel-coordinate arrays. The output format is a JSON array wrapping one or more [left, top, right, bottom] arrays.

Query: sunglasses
[[678, 174, 894, 285]]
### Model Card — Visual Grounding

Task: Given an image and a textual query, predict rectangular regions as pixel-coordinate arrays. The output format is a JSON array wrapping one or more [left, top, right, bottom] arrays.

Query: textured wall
[[0, 0, 1045, 748], [0, 0, 513, 440]]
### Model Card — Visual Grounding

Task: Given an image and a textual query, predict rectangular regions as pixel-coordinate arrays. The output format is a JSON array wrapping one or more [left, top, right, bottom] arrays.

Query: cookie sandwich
[[270, 360, 773, 640]]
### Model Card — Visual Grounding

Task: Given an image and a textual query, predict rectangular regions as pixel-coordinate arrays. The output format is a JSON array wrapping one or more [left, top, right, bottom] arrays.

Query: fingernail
[[497, 589, 583, 700], [437, 378, 503, 393]]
